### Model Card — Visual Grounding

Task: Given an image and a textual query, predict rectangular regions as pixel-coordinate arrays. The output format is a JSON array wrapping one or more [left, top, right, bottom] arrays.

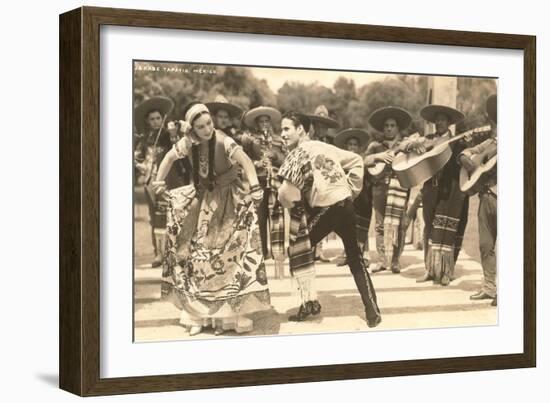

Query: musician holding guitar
[[415, 104, 471, 286], [364, 106, 416, 274], [459, 94, 498, 306]]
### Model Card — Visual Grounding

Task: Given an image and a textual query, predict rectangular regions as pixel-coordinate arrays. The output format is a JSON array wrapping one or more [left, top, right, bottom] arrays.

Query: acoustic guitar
[[392, 125, 491, 189], [459, 141, 497, 195]]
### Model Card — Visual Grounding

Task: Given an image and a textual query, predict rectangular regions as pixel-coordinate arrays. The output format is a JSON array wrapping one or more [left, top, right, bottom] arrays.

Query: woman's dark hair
[[183, 101, 216, 191], [281, 111, 311, 134]]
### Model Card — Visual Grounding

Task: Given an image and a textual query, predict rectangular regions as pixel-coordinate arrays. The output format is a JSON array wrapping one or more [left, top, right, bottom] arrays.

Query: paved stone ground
[[133, 186, 495, 342], [134, 238, 496, 342]]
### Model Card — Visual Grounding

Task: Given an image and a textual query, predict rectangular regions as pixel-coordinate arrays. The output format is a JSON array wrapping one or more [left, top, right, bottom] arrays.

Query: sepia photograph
[[132, 60, 498, 342]]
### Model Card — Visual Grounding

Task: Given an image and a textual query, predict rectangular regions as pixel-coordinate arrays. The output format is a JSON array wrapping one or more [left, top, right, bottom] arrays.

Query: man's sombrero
[[420, 104, 465, 125], [334, 128, 370, 149], [486, 94, 497, 123], [308, 105, 340, 129], [134, 96, 174, 133], [243, 106, 282, 129], [368, 106, 412, 132], [206, 95, 243, 118]]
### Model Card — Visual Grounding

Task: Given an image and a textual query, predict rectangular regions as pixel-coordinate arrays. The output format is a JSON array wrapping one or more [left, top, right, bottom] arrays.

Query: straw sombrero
[[420, 104, 465, 125], [134, 96, 174, 133], [243, 106, 282, 129], [206, 95, 243, 118], [308, 105, 340, 129], [334, 128, 370, 149], [486, 94, 497, 123], [368, 106, 412, 132]]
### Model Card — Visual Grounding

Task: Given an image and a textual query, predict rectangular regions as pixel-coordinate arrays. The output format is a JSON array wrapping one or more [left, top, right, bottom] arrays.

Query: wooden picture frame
[[59, 6, 536, 396]]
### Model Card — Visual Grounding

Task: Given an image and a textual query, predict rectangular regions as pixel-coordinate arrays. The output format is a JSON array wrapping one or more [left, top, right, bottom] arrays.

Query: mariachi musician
[[364, 106, 418, 274], [459, 94, 498, 306], [415, 104, 472, 286], [308, 104, 340, 144], [241, 106, 286, 265], [134, 96, 191, 267], [205, 95, 243, 141]]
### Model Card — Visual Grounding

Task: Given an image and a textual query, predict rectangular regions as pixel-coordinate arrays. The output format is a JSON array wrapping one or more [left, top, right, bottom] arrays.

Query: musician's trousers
[[421, 182, 438, 263], [372, 182, 405, 267], [308, 199, 381, 322], [478, 192, 497, 297]]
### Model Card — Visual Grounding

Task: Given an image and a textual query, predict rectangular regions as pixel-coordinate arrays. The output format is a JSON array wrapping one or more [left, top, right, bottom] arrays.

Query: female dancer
[[154, 102, 271, 336]]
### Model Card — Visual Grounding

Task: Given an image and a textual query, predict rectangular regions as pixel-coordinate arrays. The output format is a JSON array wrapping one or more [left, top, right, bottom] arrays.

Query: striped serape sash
[[287, 201, 317, 305], [426, 181, 468, 281], [268, 188, 285, 260], [383, 176, 409, 263]]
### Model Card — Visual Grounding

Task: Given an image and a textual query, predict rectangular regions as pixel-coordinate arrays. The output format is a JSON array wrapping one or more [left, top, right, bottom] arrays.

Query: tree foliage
[[134, 62, 496, 135]]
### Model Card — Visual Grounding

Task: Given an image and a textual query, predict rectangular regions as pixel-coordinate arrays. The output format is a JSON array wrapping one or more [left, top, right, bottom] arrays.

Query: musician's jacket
[[278, 140, 364, 208], [134, 129, 172, 183], [460, 136, 497, 196]]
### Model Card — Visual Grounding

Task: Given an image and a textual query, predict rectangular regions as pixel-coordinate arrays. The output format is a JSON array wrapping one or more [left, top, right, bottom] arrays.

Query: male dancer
[[278, 112, 381, 328]]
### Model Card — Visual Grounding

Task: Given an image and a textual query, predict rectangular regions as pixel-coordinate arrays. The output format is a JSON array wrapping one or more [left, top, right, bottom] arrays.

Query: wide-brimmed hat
[[334, 128, 370, 149], [368, 106, 412, 132], [206, 95, 243, 118], [420, 104, 465, 125], [486, 94, 497, 123], [308, 105, 340, 129], [243, 106, 282, 129], [134, 96, 174, 133]]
